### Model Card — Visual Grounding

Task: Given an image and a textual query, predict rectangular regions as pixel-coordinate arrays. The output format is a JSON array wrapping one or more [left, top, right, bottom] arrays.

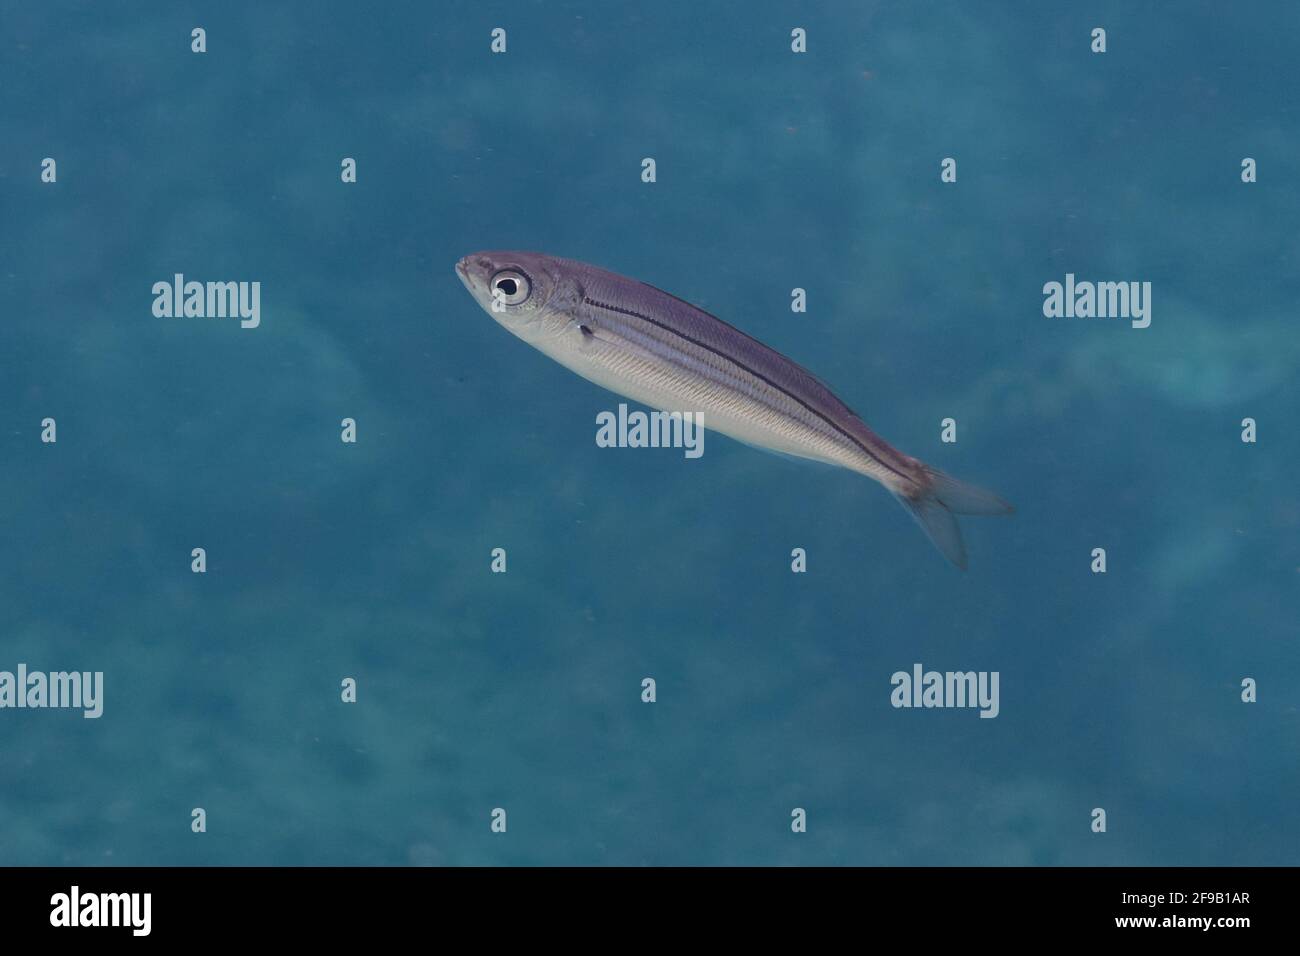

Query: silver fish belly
[[456, 251, 1012, 568]]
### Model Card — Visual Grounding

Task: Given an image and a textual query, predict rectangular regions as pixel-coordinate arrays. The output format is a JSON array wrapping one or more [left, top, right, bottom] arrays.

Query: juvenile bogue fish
[[456, 251, 1013, 568]]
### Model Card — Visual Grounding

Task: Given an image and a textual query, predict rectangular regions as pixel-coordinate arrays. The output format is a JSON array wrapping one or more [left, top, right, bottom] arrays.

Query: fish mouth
[[454, 256, 481, 298]]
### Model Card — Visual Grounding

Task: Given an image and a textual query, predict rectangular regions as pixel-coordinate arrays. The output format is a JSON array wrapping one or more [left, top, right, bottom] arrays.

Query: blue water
[[2, 2, 1297, 865]]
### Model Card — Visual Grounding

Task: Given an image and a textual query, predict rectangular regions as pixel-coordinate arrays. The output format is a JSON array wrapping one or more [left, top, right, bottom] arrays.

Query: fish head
[[455, 251, 581, 342]]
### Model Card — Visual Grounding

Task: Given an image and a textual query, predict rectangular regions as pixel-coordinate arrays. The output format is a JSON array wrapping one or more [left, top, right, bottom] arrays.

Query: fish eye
[[490, 269, 530, 306]]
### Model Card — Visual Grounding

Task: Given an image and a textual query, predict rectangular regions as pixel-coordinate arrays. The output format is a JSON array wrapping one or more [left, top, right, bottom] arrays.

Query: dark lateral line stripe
[[581, 296, 910, 483]]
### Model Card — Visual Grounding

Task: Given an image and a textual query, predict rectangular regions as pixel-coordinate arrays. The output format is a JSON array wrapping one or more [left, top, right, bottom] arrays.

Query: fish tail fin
[[892, 466, 1013, 570]]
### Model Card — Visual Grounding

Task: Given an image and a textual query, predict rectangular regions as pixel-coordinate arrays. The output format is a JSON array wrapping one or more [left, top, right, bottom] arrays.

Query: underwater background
[[1, 1, 1297, 865]]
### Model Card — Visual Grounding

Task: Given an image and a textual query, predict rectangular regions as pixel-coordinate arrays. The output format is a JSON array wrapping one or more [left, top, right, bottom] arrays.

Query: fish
[[455, 251, 1013, 568]]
